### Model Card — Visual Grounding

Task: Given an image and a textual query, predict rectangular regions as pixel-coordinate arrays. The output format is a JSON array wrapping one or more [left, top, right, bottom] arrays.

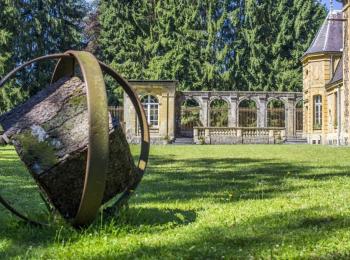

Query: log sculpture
[[0, 51, 150, 228]]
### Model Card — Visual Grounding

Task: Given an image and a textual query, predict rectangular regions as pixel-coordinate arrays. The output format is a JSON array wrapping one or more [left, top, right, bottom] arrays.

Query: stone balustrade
[[193, 127, 286, 144]]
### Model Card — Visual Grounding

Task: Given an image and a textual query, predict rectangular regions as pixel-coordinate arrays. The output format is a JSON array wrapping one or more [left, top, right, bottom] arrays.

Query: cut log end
[[0, 77, 136, 219]]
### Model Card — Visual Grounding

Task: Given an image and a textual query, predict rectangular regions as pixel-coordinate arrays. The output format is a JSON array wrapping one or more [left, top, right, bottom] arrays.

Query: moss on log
[[0, 77, 136, 219]]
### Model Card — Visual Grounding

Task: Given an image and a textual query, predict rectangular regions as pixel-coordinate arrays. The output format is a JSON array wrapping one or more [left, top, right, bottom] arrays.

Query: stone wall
[[193, 127, 286, 145]]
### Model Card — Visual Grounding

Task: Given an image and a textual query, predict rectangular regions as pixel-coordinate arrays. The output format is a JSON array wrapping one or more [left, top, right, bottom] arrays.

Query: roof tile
[[304, 11, 343, 56]]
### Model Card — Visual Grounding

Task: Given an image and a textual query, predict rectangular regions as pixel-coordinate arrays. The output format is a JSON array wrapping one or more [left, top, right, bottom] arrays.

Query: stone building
[[124, 81, 303, 144], [123, 80, 177, 144], [302, 5, 350, 145]]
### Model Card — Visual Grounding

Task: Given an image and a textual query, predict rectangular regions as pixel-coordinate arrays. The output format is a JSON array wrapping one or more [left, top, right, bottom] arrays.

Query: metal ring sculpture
[[0, 51, 150, 228]]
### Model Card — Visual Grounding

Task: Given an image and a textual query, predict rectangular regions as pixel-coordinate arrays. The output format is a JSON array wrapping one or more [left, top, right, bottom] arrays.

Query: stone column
[[258, 97, 267, 127], [159, 93, 169, 139], [229, 95, 238, 127], [167, 93, 175, 141], [200, 96, 210, 127], [286, 98, 295, 137], [123, 91, 137, 141]]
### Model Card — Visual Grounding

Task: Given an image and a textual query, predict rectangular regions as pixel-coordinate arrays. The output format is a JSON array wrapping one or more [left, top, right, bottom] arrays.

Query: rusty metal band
[[0, 53, 71, 227], [51, 51, 109, 228], [98, 62, 150, 208], [0, 52, 149, 227]]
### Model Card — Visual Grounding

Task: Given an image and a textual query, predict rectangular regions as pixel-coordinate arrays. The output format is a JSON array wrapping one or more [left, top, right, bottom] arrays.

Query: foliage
[[98, 0, 326, 93], [239, 99, 257, 108], [1, 145, 350, 258], [238, 0, 326, 91], [0, 0, 87, 113], [0, 0, 328, 109], [181, 109, 201, 127], [210, 99, 229, 127], [0, 1, 27, 113], [181, 99, 202, 128]]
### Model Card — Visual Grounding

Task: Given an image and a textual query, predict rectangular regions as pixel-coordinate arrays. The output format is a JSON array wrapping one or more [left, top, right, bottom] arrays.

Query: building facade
[[303, 5, 350, 145], [124, 81, 303, 144], [123, 80, 177, 144]]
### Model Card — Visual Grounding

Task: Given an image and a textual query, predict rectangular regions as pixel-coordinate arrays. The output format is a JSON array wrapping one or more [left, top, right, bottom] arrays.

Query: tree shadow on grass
[[1, 148, 350, 258], [118, 207, 197, 228], [113, 207, 350, 259], [0, 151, 198, 257], [136, 154, 350, 205]]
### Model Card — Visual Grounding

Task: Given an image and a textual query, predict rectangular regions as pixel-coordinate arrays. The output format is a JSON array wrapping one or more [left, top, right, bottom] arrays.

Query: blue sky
[[321, 0, 343, 10]]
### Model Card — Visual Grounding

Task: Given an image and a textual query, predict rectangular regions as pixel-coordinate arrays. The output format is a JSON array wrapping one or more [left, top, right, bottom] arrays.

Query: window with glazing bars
[[141, 95, 159, 127]]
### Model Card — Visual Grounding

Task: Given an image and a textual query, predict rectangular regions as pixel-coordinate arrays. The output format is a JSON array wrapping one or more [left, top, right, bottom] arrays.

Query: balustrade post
[[205, 128, 210, 144], [237, 128, 243, 144], [281, 129, 286, 141], [193, 128, 199, 143], [269, 129, 274, 144]]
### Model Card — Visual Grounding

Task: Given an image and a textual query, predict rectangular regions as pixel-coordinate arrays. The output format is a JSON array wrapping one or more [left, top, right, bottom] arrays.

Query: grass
[[1, 144, 350, 259]]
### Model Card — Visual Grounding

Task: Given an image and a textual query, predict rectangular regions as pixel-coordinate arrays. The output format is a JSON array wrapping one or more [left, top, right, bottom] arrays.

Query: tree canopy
[[97, 0, 326, 92], [0, 0, 87, 113], [0, 0, 327, 111]]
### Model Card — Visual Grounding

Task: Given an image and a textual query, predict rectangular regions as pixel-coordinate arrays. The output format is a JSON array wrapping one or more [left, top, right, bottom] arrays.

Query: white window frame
[[141, 95, 159, 127], [314, 95, 322, 129]]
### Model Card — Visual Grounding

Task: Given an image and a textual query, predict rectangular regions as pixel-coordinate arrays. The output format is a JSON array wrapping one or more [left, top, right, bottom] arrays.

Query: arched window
[[267, 99, 285, 127], [239, 100, 257, 127], [313, 95, 322, 130], [210, 99, 229, 127], [141, 95, 159, 127]]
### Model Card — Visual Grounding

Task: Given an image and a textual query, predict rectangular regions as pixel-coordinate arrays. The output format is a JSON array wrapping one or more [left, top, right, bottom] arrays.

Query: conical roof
[[304, 11, 343, 57]]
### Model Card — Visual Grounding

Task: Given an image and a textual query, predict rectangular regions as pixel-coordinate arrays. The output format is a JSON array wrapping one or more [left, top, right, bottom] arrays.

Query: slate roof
[[328, 56, 343, 86], [304, 11, 343, 57]]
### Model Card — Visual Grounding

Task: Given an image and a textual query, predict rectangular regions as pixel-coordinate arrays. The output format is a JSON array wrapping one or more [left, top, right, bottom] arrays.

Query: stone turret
[[302, 11, 343, 144]]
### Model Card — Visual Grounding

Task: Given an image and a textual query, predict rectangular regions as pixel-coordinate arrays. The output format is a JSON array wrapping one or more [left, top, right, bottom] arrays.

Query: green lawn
[[1, 145, 350, 259]]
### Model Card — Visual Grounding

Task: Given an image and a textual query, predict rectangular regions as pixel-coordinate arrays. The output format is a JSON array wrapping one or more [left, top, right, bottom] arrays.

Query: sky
[[321, 0, 343, 10]]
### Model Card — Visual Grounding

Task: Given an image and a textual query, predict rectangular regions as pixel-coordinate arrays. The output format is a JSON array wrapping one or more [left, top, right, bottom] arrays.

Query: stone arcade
[[123, 81, 303, 144]]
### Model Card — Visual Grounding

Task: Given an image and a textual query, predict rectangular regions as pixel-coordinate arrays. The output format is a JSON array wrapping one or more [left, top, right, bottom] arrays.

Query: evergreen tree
[[0, 0, 327, 112], [237, 0, 326, 91], [98, 0, 238, 91], [0, 0, 88, 113], [84, 0, 101, 54], [0, 1, 26, 113], [99, 0, 326, 93], [14, 0, 88, 95], [273, 0, 326, 91]]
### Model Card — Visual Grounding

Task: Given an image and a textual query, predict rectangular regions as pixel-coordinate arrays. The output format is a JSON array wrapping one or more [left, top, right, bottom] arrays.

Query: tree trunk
[[0, 77, 136, 220]]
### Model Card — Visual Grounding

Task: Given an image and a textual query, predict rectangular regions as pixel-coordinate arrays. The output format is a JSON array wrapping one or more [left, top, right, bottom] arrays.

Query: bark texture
[[0, 77, 136, 219]]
